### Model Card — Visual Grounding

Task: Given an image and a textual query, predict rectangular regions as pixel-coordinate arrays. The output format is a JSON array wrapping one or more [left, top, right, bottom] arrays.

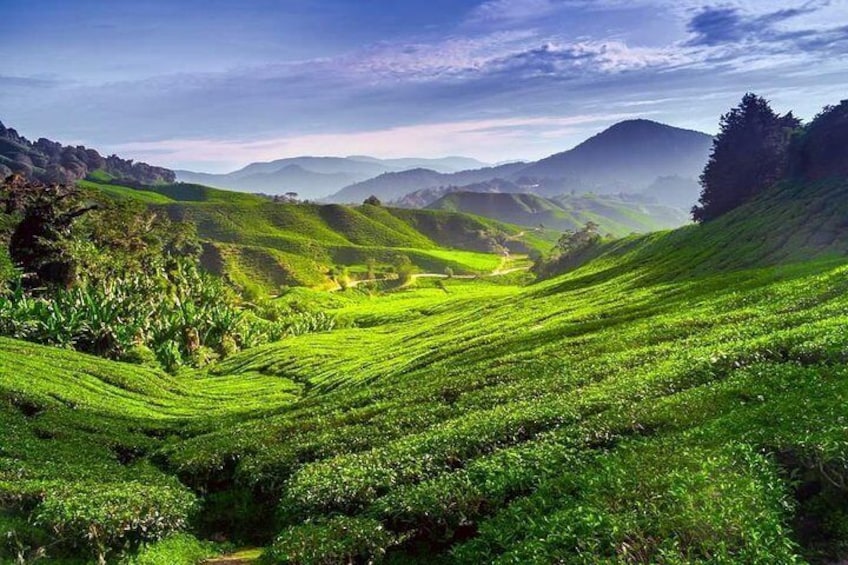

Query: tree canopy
[[693, 93, 800, 223]]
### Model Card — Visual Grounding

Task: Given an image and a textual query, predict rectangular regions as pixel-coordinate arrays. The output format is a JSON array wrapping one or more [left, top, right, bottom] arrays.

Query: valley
[[2, 90, 848, 565]]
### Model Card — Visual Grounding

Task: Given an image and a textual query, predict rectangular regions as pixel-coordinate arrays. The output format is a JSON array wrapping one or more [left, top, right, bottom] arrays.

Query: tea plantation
[[79, 178, 553, 293], [5, 178, 848, 563]]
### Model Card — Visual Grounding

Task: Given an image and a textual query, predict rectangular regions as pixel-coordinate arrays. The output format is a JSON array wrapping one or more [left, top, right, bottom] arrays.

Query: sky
[[1, 0, 847, 172]]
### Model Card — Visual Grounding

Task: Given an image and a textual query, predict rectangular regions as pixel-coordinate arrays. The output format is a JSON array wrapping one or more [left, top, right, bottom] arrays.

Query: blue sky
[[2, 0, 847, 172]]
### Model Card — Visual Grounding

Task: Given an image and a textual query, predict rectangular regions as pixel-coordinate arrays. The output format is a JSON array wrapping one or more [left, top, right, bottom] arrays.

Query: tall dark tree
[[1, 174, 98, 288], [693, 93, 800, 222], [789, 100, 848, 181]]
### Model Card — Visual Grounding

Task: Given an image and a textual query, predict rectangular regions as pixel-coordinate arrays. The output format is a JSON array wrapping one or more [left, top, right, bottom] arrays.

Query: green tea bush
[[13, 482, 198, 564], [264, 516, 397, 564], [119, 533, 217, 565]]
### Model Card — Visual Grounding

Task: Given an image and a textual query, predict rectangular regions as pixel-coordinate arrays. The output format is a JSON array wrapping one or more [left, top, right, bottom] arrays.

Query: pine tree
[[693, 93, 800, 222]]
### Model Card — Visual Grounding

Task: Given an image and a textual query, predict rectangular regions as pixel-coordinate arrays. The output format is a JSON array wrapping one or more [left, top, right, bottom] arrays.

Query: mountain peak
[[600, 118, 710, 137]]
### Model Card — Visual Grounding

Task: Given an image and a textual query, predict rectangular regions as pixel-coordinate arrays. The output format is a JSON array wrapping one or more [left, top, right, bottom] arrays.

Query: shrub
[[120, 533, 218, 565], [264, 517, 396, 564], [32, 482, 197, 564]]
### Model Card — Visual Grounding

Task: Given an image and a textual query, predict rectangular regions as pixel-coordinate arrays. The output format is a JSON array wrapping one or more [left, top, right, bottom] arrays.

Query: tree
[[1, 174, 98, 288], [363, 195, 382, 206], [788, 100, 848, 181], [393, 255, 415, 285], [693, 93, 801, 222], [555, 221, 600, 255]]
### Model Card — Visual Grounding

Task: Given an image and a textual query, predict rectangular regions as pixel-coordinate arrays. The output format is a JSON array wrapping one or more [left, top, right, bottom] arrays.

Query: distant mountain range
[[325, 119, 712, 208], [175, 155, 491, 199], [426, 191, 689, 237], [176, 120, 712, 210], [326, 163, 528, 204]]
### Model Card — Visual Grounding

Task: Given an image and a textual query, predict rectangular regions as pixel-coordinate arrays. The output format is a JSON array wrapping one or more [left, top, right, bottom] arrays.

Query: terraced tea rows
[[4, 179, 848, 562]]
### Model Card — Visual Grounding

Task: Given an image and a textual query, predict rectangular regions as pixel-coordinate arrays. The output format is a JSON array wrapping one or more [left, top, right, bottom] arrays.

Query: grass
[[6, 177, 848, 561], [79, 178, 544, 292], [78, 179, 175, 204]]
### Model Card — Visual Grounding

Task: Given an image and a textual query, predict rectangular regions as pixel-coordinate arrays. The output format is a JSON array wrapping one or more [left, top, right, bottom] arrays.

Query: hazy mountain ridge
[[327, 119, 712, 206], [517, 119, 712, 191], [326, 162, 528, 203], [176, 155, 492, 200], [426, 190, 689, 236]]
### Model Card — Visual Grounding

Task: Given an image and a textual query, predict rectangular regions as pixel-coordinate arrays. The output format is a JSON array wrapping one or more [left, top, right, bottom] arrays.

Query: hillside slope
[[427, 191, 689, 236], [80, 178, 548, 291], [6, 176, 848, 562]]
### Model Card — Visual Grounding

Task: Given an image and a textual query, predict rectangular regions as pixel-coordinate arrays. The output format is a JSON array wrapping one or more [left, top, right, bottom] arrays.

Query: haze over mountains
[[175, 155, 491, 199], [427, 191, 688, 236], [176, 119, 712, 212]]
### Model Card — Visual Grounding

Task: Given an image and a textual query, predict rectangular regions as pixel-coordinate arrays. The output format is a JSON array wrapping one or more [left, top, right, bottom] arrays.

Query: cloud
[[109, 112, 644, 170], [0, 75, 65, 89], [6, 0, 848, 170], [686, 6, 817, 46], [468, 0, 560, 23]]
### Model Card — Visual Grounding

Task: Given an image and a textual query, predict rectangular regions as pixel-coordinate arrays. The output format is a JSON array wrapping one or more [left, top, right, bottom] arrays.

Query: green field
[[5, 177, 848, 562]]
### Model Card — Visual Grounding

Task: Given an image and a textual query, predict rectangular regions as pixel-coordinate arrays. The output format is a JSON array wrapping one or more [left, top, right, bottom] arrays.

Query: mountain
[[176, 155, 492, 200], [326, 162, 527, 203], [177, 163, 366, 198], [345, 155, 490, 172], [427, 191, 689, 236], [327, 120, 711, 206], [0, 120, 174, 185], [517, 119, 712, 193]]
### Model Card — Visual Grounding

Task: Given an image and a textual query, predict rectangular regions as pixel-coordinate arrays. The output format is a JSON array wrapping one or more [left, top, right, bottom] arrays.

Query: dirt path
[[203, 548, 261, 564], [332, 261, 531, 291]]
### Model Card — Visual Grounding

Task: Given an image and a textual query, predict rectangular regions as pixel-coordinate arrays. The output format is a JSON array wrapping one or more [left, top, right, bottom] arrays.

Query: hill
[[6, 175, 848, 562], [426, 191, 689, 236], [176, 155, 492, 200], [391, 178, 530, 208], [78, 178, 551, 293], [0, 121, 174, 185]]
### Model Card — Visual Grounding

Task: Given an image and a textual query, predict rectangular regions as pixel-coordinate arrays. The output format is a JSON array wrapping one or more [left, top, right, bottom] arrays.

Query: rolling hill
[[6, 173, 848, 562], [79, 178, 553, 293], [426, 191, 689, 236]]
